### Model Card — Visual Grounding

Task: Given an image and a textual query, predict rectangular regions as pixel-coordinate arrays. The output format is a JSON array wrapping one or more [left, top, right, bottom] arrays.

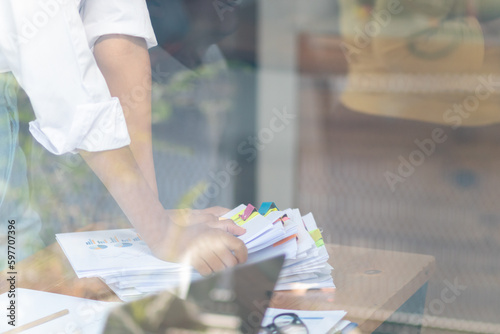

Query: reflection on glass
[[259, 313, 309, 334], [340, 0, 500, 126]]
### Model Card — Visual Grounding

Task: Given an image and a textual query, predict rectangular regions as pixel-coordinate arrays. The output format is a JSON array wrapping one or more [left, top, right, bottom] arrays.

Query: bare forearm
[[80, 147, 163, 231], [80, 147, 247, 272], [94, 34, 158, 197]]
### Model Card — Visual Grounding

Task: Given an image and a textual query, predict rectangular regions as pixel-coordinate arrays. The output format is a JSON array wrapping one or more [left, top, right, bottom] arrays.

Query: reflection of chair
[[303, 0, 500, 126]]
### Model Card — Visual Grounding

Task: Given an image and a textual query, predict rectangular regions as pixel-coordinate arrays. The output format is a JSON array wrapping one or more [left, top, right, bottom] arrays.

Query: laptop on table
[[102, 255, 285, 334]]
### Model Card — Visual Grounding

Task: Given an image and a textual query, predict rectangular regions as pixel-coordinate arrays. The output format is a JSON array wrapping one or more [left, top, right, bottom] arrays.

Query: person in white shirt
[[0, 0, 247, 275]]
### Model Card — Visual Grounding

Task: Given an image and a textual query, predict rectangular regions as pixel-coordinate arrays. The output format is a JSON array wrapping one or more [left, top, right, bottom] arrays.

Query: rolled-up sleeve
[[80, 0, 158, 50], [0, 0, 131, 155]]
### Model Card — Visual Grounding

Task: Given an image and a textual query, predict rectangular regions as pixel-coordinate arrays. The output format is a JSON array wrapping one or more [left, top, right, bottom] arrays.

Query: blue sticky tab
[[259, 202, 279, 215]]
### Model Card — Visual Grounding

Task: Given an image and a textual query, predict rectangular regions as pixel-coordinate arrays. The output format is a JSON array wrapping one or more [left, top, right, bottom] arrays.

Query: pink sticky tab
[[240, 204, 256, 221], [274, 215, 289, 225]]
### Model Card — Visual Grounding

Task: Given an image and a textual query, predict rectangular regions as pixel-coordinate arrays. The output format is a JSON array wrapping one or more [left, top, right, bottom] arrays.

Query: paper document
[[0, 289, 119, 334], [57, 202, 335, 301], [262, 308, 347, 334]]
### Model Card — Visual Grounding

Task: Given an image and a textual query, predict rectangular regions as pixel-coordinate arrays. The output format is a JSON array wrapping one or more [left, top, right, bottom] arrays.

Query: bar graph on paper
[[84, 234, 150, 259], [86, 235, 144, 250]]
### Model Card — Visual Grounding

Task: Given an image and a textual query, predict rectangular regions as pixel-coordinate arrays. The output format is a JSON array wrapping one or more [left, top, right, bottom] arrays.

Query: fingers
[[190, 257, 213, 276], [214, 248, 239, 268], [217, 219, 246, 236], [221, 232, 248, 264], [202, 216, 246, 236], [170, 209, 246, 237], [199, 250, 226, 275], [187, 231, 248, 276]]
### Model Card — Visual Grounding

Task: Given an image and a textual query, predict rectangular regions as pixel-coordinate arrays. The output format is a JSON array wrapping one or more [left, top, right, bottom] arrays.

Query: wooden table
[[0, 242, 435, 334], [272, 245, 435, 333]]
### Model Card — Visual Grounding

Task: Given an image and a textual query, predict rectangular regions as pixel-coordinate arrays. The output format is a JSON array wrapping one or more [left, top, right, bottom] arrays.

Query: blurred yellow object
[[339, 0, 500, 126]]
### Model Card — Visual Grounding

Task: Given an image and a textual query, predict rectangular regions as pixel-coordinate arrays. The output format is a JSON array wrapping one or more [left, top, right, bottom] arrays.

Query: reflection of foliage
[[153, 140, 194, 156], [225, 59, 254, 72], [176, 180, 208, 209], [165, 60, 227, 94], [199, 99, 231, 115], [152, 59, 233, 112], [13, 83, 35, 156], [151, 57, 235, 149], [14, 49, 237, 234], [149, 54, 237, 210], [151, 97, 173, 124]]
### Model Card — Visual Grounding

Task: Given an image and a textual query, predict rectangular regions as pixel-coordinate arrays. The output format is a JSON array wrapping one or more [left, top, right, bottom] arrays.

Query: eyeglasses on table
[[259, 313, 309, 334]]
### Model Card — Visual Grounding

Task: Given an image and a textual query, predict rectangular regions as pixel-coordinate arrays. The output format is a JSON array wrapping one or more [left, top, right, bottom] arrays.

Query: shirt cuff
[[85, 22, 158, 50], [29, 97, 131, 155]]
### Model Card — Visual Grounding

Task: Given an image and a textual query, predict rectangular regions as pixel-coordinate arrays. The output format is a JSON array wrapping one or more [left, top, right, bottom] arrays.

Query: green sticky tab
[[315, 239, 325, 247], [309, 229, 324, 248], [309, 229, 323, 242], [231, 209, 258, 226]]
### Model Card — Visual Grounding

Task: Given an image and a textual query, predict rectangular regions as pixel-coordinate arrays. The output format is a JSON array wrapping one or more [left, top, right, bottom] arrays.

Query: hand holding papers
[[128, 207, 248, 276], [57, 202, 335, 301]]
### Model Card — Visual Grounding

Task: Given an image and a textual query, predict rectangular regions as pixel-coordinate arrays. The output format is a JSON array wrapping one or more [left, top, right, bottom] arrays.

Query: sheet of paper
[[56, 204, 335, 301], [247, 237, 298, 264], [223, 204, 274, 244], [56, 229, 186, 277], [246, 225, 286, 253], [0, 289, 119, 334], [262, 308, 346, 334], [284, 209, 315, 256]]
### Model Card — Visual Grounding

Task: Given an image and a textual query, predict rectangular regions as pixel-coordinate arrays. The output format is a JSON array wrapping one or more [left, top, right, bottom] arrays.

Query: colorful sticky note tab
[[259, 202, 279, 216], [309, 229, 324, 247], [231, 204, 259, 226]]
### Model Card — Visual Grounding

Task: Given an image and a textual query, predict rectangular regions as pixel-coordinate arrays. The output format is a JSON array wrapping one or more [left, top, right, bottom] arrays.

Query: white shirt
[[0, 0, 157, 155]]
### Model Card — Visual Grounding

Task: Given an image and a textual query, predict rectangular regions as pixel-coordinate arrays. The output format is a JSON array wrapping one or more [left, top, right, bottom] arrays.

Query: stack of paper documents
[[223, 203, 334, 291], [57, 203, 334, 301], [56, 229, 198, 301]]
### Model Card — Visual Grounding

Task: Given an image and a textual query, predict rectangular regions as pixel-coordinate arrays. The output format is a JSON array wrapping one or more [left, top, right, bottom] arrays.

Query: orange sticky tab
[[273, 234, 297, 247]]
